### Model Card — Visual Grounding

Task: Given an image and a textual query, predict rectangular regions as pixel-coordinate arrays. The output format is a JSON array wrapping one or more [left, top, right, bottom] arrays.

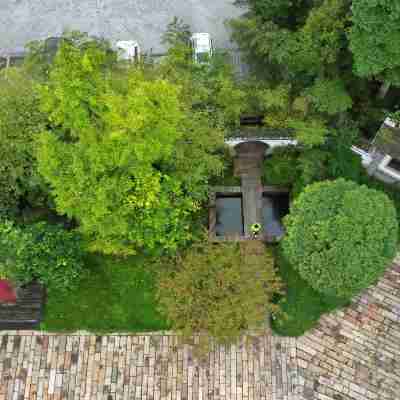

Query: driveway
[[0, 0, 243, 54]]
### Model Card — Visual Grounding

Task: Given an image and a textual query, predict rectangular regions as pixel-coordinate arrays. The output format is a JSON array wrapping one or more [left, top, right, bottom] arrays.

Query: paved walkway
[[1, 260, 399, 400]]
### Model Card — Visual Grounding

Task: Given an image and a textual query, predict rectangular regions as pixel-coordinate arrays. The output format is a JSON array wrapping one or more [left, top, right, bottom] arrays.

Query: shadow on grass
[[271, 249, 350, 337], [41, 253, 169, 333]]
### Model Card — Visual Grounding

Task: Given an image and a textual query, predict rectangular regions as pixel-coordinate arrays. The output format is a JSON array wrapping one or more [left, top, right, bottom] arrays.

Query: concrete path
[[0, 0, 243, 54], [1, 261, 399, 399]]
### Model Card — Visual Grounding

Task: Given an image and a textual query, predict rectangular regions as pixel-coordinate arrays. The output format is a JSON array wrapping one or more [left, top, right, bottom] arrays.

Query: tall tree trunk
[[378, 81, 391, 99]]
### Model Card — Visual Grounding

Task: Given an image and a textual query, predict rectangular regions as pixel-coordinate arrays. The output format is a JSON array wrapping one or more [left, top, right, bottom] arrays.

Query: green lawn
[[41, 253, 169, 333], [271, 249, 349, 337]]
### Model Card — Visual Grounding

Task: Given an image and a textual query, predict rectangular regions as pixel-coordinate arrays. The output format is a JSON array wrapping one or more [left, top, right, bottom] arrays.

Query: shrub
[[157, 241, 283, 347], [282, 179, 398, 299], [292, 148, 330, 196], [262, 146, 299, 186], [0, 220, 84, 292]]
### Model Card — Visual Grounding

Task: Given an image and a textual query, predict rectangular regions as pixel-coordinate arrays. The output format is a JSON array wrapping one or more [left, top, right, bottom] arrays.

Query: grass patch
[[271, 249, 349, 337], [41, 253, 169, 333]]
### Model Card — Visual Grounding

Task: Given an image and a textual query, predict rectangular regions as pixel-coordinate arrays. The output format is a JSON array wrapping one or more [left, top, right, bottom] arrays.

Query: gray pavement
[[0, 0, 244, 55]]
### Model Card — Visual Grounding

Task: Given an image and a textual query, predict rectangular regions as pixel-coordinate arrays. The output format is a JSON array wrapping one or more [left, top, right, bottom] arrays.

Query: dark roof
[[373, 118, 400, 159], [0, 282, 45, 330]]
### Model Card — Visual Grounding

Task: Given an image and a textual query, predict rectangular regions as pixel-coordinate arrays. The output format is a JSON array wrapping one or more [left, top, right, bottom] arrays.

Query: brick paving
[[1, 262, 400, 399]]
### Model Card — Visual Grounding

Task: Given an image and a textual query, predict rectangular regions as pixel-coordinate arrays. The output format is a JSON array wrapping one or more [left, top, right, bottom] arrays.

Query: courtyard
[[1, 260, 399, 400]]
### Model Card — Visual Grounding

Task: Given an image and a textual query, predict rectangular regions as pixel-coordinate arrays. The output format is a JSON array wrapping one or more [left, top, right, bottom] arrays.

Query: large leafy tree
[[234, 0, 314, 28], [158, 21, 246, 130], [256, 82, 352, 146], [349, 0, 400, 98], [0, 68, 46, 216], [231, 0, 350, 80], [229, 0, 354, 145], [37, 35, 223, 256], [282, 179, 398, 299]]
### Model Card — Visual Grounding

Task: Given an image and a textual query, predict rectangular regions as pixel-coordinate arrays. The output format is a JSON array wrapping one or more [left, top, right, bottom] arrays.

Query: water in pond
[[262, 193, 289, 238], [215, 195, 244, 236]]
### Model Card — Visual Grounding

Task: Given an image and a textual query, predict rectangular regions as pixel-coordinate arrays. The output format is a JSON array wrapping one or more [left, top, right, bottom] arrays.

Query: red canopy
[[0, 280, 16, 303]]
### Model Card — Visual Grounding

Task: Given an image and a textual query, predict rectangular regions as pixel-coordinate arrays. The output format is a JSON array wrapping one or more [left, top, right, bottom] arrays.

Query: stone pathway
[[1, 261, 399, 400]]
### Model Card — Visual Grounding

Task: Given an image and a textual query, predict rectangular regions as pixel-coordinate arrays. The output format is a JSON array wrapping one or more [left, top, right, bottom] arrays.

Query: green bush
[[282, 179, 398, 299], [262, 146, 299, 186], [292, 148, 330, 195], [209, 146, 241, 186], [0, 220, 84, 292], [157, 241, 283, 347]]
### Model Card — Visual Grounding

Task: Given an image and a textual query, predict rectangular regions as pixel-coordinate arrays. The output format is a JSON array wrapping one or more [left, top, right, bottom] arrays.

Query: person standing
[[250, 222, 262, 238]]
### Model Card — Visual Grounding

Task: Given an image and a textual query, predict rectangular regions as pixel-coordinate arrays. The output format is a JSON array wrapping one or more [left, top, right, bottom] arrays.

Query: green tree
[[230, 0, 350, 80], [161, 17, 192, 47], [258, 84, 331, 146], [157, 241, 283, 348], [234, 0, 315, 27], [0, 220, 84, 292], [0, 68, 46, 216], [23, 31, 116, 81], [262, 146, 300, 186], [282, 179, 398, 299], [229, 0, 366, 141], [349, 0, 400, 98], [158, 36, 246, 130], [37, 36, 223, 256], [304, 78, 352, 116]]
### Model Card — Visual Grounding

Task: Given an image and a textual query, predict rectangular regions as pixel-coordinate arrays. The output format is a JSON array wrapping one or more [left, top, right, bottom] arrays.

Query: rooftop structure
[[352, 117, 400, 184]]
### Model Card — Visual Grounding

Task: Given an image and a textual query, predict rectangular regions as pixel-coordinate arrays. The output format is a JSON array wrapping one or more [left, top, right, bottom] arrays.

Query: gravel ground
[[0, 0, 244, 54]]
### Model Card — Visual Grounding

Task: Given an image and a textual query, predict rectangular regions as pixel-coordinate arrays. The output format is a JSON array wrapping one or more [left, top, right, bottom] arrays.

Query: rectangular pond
[[215, 194, 244, 236], [262, 193, 290, 239]]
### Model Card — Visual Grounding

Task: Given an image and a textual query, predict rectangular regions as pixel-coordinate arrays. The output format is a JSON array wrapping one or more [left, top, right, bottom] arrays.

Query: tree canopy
[[0, 68, 46, 216], [36, 34, 224, 256], [349, 0, 400, 89], [229, 0, 397, 140], [282, 179, 398, 299]]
